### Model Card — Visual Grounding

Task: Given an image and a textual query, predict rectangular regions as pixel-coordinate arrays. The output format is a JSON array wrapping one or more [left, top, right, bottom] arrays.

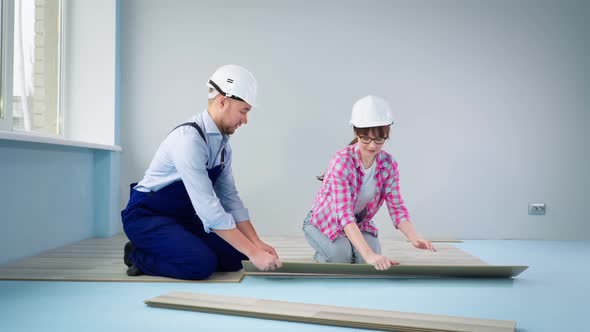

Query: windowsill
[[0, 130, 122, 151]]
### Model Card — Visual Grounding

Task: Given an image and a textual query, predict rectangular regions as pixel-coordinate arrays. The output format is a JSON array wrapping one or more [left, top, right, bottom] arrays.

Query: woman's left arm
[[398, 220, 436, 251], [384, 161, 436, 251]]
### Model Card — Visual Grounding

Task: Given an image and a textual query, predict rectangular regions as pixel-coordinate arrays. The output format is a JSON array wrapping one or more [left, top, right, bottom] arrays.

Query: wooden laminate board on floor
[[0, 234, 495, 282], [145, 292, 516, 332], [0, 234, 243, 283], [243, 261, 528, 278]]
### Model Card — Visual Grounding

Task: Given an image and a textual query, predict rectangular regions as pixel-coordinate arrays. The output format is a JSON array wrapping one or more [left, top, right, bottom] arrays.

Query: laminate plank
[[145, 292, 516, 332], [242, 261, 528, 278]]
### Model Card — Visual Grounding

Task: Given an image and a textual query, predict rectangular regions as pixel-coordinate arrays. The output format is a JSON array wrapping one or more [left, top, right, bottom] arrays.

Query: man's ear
[[218, 96, 229, 109]]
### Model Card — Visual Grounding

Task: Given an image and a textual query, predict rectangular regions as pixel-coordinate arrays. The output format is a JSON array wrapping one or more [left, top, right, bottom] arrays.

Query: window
[[1, 0, 61, 135], [1, 0, 118, 149], [0, 0, 14, 131]]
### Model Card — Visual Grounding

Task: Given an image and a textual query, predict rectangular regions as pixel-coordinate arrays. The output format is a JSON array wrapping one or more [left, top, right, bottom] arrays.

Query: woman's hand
[[410, 238, 436, 251], [365, 252, 399, 270]]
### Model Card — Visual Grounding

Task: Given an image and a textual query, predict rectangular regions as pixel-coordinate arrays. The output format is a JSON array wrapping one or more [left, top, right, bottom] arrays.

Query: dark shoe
[[126, 265, 144, 276], [124, 241, 133, 267]]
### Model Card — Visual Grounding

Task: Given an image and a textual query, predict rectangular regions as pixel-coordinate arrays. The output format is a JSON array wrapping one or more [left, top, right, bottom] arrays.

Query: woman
[[303, 95, 435, 270]]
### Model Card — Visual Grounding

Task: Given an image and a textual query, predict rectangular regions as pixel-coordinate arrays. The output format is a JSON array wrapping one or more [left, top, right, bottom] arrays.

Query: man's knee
[[181, 252, 218, 280], [219, 253, 248, 272]]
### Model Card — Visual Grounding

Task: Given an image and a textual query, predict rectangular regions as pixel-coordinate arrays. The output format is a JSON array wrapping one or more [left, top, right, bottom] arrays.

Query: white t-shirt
[[354, 161, 377, 214]]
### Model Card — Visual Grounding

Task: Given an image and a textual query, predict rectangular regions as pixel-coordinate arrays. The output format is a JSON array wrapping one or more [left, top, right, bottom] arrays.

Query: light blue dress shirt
[[134, 110, 249, 232]]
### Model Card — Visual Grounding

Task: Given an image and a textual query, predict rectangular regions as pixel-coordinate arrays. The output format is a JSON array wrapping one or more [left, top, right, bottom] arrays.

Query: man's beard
[[221, 125, 237, 135]]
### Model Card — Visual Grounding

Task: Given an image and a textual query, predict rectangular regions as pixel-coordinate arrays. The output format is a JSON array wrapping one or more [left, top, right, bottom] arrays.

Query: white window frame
[[0, 0, 14, 131], [0, 0, 120, 151]]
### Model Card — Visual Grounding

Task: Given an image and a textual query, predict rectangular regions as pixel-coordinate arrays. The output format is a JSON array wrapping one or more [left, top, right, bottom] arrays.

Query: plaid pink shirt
[[310, 144, 411, 241]]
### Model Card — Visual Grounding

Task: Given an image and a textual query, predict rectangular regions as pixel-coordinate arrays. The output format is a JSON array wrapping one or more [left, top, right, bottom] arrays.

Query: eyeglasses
[[358, 136, 387, 145]]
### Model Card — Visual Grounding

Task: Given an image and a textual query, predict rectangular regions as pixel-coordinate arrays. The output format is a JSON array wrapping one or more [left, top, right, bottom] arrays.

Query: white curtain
[[13, 0, 34, 131]]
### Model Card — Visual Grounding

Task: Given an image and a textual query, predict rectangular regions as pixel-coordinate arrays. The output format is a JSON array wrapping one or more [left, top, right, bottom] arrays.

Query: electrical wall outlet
[[528, 203, 546, 215]]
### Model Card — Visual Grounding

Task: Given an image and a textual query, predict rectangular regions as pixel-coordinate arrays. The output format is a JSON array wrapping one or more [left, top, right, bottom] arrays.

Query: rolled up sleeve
[[213, 146, 250, 223]]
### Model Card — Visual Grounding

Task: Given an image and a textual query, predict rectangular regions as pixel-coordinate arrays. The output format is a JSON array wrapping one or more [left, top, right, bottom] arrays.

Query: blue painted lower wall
[[0, 139, 121, 264], [93, 150, 121, 237]]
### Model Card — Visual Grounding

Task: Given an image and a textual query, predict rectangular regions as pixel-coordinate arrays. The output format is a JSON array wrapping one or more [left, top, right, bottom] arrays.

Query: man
[[121, 65, 281, 280]]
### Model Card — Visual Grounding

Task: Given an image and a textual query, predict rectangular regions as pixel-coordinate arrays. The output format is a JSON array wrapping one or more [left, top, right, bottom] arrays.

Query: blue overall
[[121, 123, 247, 280]]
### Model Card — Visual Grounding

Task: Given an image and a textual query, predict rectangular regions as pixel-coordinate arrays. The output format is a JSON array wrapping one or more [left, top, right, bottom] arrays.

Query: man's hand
[[254, 240, 279, 259], [249, 249, 282, 271]]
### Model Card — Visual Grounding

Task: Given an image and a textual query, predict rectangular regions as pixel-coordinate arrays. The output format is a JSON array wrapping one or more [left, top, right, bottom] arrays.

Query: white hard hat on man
[[350, 95, 395, 128], [207, 64, 258, 107]]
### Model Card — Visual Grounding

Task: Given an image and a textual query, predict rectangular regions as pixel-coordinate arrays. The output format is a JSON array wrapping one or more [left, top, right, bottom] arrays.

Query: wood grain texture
[[0, 234, 503, 282], [0, 234, 243, 283], [145, 292, 516, 332]]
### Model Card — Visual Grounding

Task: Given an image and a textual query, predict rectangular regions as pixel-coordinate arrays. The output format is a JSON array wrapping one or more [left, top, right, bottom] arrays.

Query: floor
[[0, 239, 588, 331], [0, 234, 486, 283]]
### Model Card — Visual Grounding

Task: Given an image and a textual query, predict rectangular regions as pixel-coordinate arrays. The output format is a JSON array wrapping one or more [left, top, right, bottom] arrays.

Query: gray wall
[[119, 0, 589, 240]]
